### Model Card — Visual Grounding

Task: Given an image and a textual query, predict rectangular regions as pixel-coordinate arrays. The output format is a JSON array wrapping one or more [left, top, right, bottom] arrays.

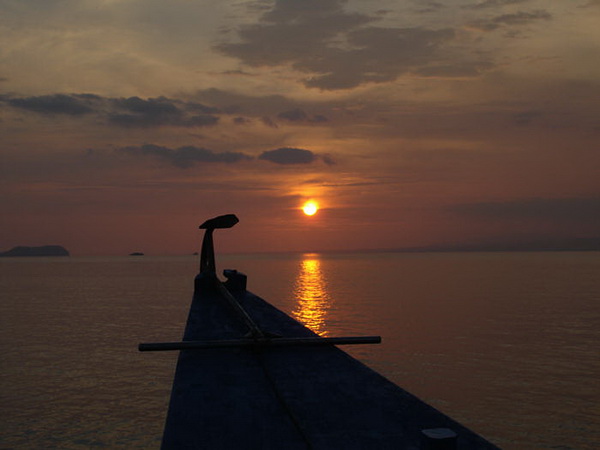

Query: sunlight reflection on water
[[291, 254, 331, 336]]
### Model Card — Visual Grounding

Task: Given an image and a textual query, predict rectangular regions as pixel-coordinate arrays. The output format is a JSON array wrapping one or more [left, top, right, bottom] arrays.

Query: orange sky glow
[[1, 0, 599, 255]]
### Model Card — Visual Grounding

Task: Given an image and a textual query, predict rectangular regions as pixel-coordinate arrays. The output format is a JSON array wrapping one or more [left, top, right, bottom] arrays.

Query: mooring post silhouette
[[198, 214, 239, 273]]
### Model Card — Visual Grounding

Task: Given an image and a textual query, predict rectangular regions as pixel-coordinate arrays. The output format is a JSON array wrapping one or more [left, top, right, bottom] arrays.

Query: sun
[[302, 200, 319, 216]]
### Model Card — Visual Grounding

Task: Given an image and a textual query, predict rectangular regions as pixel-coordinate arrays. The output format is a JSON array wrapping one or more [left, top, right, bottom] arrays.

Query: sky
[[1, 0, 599, 255]]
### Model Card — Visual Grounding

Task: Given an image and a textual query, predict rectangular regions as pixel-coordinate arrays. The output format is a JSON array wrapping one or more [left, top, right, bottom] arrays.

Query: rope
[[256, 348, 314, 450], [216, 279, 313, 449]]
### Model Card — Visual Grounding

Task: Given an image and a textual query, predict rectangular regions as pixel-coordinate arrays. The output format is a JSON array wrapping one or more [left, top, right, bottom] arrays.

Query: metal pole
[[139, 335, 382, 351]]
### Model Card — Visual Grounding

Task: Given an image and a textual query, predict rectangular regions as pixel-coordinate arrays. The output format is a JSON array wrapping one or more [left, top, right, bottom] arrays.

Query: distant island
[[0, 245, 70, 257], [129, 252, 145, 256]]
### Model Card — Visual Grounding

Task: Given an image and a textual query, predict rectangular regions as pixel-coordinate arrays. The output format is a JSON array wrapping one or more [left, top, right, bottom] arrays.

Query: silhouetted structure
[[140, 215, 499, 449]]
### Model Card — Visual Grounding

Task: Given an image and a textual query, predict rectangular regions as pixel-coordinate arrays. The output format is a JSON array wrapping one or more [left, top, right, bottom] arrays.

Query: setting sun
[[302, 200, 319, 216]]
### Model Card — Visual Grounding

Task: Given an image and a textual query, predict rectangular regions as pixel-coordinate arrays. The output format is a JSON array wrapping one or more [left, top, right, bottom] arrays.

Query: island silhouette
[[0, 245, 70, 257]]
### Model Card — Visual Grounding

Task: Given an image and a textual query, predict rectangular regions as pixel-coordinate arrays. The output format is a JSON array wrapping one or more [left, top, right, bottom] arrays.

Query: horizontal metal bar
[[139, 335, 381, 352]]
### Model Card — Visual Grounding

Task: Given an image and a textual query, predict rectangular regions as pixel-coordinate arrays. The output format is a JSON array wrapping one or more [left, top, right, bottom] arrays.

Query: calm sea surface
[[1, 252, 599, 449]]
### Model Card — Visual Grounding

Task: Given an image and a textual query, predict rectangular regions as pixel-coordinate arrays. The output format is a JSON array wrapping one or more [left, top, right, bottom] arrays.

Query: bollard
[[421, 428, 457, 450]]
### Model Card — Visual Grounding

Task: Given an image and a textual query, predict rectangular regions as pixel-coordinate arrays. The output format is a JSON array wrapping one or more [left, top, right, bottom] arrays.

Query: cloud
[[450, 197, 600, 223], [4, 93, 221, 128], [215, 0, 458, 90], [6, 93, 98, 115], [277, 108, 329, 123], [304, 27, 455, 89], [259, 147, 316, 164], [512, 110, 542, 126], [119, 144, 251, 168], [415, 2, 445, 14], [108, 96, 219, 128], [579, 0, 600, 8], [277, 108, 308, 121], [413, 60, 495, 78], [261, 117, 278, 128], [186, 101, 220, 115], [233, 116, 250, 125], [191, 89, 326, 124], [320, 154, 336, 165], [215, 0, 374, 67], [114, 144, 335, 168], [463, 0, 530, 10], [259, 147, 334, 165], [469, 10, 552, 31]]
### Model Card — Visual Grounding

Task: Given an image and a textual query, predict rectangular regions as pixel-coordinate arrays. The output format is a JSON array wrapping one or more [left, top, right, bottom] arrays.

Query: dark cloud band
[[7, 94, 96, 115], [117, 144, 334, 168], [4, 93, 220, 128], [259, 147, 334, 165], [119, 144, 251, 168]]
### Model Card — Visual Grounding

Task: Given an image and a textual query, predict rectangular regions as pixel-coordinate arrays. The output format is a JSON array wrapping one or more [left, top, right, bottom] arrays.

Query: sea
[[1, 252, 599, 449]]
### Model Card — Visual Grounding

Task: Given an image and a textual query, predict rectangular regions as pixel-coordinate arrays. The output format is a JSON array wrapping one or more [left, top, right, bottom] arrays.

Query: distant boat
[[129, 252, 144, 256], [140, 215, 499, 449]]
